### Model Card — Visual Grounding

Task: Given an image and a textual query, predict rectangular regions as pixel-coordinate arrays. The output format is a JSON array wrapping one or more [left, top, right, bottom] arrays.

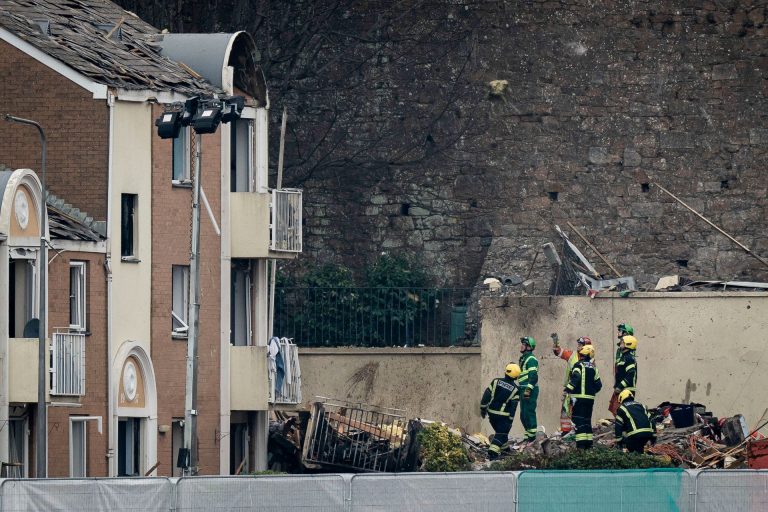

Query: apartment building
[[0, 0, 301, 477]]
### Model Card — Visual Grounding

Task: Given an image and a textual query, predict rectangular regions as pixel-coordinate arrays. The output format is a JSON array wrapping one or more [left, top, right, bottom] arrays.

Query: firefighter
[[518, 336, 539, 442], [480, 363, 521, 460], [610, 323, 638, 416], [615, 390, 656, 453], [553, 335, 592, 433], [565, 344, 602, 449]]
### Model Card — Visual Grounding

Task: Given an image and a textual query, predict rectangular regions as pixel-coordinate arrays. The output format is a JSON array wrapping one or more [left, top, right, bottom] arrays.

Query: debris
[[483, 277, 501, 291], [655, 275, 680, 290], [488, 80, 508, 97]]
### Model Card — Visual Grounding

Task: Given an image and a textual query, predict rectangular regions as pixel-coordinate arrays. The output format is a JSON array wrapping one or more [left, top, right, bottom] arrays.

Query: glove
[[480, 409, 487, 419], [523, 388, 532, 399], [614, 387, 621, 394]]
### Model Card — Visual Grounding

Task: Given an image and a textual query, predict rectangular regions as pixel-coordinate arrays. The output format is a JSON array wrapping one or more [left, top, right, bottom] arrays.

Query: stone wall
[[119, 1, 768, 289]]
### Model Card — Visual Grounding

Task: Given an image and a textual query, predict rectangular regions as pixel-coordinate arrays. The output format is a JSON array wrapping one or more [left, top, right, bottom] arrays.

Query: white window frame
[[172, 265, 190, 337], [120, 194, 139, 261], [69, 261, 86, 331], [172, 126, 191, 184], [231, 263, 252, 346], [231, 119, 254, 192], [69, 416, 102, 477]]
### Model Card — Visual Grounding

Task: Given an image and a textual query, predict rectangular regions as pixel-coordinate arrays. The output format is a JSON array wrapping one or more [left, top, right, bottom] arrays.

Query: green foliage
[[417, 423, 471, 472], [488, 446, 675, 471], [302, 263, 355, 288], [548, 447, 674, 470], [365, 254, 428, 288]]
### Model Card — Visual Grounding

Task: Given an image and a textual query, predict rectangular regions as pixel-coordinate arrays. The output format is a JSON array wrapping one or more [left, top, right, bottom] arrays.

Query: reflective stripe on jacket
[[480, 377, 520, 417], [565, 360, 602, 399], [615, 400, 655, 439], [518, 352, 539, 390], [614, 350, 637, 392]]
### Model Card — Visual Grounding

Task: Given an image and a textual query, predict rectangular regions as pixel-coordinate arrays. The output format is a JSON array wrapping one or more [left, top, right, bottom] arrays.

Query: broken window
[[69, 261, 86, 331], [120, 194, 138, 259], [172, 265, 190, 337], [230, 261, 252, 346], [118, 417, 141, 477], [230, 119, 253, 192], [172, 126, 191, 183]]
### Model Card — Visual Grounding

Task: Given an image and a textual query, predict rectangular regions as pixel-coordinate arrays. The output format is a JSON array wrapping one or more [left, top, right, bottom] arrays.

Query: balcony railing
[[268, 337, 302, 404], [270, 189, 302, 253], [50, 330, 85, 396]]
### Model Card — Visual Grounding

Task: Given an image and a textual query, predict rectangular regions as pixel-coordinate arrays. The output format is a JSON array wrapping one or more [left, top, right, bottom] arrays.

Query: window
[[118, 417, 141, 477], [229, 423, 250, 474], [9, 258, 36, 337], [230, 119, 253, 192], [70, 416, 101, 478], [172, 127, 191, 183], [230, 261, 252, 346], [70, 419, 86, 477], [172, 265, 190, 337], [69, 262, 86, 331], [7, 417, 28, 478], [171, 419, 184, 477], [120, 194, 138, 259]]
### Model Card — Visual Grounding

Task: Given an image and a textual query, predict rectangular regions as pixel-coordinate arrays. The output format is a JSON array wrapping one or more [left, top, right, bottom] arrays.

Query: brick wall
[[46, 251, 109, 477], [0, 40, 109, 220], [150, 104, 222, 476]]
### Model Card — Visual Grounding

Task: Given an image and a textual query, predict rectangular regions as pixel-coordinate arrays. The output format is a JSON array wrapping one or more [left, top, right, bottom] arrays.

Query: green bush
[[488, 447, 675, 471], [417, 423, 471, 472]]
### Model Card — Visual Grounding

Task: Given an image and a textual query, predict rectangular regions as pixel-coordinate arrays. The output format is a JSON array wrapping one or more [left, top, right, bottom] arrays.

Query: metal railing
[[274, 287, 478, 347], [50, 329, 85, 396], [268, 337, 302, 404], [303, 399, 411, 472], [270, 188, 302, 252]]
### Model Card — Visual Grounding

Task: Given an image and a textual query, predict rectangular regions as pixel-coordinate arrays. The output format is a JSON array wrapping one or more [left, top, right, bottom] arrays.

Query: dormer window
[[33, 19, 51, 36], [95, 23, 123, 41]]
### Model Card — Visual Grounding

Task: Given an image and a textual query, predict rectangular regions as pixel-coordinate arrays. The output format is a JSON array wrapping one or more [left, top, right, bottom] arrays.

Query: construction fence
[[0, 469, 766, 511]]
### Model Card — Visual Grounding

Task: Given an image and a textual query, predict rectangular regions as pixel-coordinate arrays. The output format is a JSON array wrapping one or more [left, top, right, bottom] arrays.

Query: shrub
[[488, 446, 675, 471], [417, 423, 471, 472]]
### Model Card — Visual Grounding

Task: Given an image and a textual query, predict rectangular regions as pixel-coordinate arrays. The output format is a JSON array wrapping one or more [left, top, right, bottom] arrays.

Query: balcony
[[268, 337, 302, 405], [230, 345, 268, 411], [50, 330, 86, 396], [230, 189, 302, 259], [9, 338, 49, 403]]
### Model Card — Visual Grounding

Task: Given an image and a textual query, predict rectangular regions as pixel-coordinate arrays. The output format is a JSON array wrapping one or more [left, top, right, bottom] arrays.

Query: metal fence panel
[[517, 469, 693, 512], [350, 472, 516, 512], [696, 470, 768, 512], [175, 475, 347, 511], [0, 477, 173, 512]]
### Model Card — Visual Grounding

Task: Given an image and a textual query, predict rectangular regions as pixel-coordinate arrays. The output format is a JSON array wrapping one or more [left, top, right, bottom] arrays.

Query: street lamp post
[[3, 114, 47, 478]]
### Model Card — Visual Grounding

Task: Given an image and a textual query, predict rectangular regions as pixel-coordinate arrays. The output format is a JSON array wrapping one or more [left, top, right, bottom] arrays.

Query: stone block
[[749, 128, 768, 145], [409, 206, 430, 216], [659, 132, 695, 149], [588, 146, 613, 164], [623, 148, 642, 167], [712, 63, 738, 80]]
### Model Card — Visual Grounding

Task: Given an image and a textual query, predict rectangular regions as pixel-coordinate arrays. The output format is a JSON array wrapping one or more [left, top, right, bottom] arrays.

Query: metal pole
[[3, 115, 47, 477], [184, 132, 202, 475]]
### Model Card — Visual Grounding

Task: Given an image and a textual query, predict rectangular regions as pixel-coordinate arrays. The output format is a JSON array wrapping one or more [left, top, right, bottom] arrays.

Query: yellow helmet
[[578, 345, 595, 359], [622, 335, 638, 350], [618, 389, 634, 403], [505, 363, 521, 378]]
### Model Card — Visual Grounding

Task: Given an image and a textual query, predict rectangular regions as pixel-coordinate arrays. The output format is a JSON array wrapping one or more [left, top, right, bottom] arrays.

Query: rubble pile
[[269, 400, 768, 472]]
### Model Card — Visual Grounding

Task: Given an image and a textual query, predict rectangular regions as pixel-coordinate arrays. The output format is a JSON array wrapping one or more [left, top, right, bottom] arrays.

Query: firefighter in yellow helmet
[[615, 390, 656, 453], [610, 323, 638, 416], [565, 344, 602, 449], [480, 363, 521, 460]]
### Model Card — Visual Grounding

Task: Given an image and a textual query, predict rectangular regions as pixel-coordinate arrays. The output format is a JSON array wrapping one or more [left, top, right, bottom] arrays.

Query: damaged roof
[[47, 192, 105, 242], [0, 0, 218, 96]]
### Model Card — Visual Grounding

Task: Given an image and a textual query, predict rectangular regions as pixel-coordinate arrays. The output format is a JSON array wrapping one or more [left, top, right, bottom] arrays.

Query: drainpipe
[[105, 92, 116, 476]]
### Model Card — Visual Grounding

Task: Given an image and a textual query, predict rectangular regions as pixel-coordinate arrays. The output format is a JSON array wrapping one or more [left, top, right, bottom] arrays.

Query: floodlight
[[220, 96, 245, 123]]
